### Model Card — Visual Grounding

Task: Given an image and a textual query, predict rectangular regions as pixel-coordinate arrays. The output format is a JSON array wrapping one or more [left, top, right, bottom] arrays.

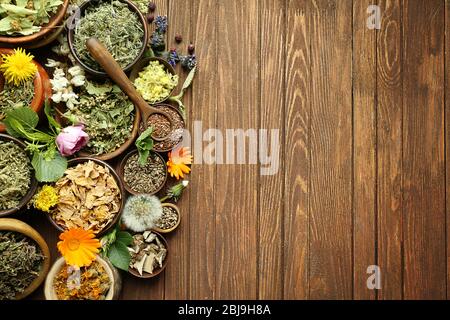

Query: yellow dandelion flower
[[34, 185, 59, 213], [0, 48, 37, 86], [57, 228, 101, 268]]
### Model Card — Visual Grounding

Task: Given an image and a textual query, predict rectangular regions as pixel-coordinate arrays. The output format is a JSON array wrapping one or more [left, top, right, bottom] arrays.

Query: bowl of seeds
[[153, 203, 181, 234], [0, 134, 38, 217], [119, 149, 168, 196], [47, 158, 124, 236], [0, 218, 51, 300], [67, 0, 148, 77]]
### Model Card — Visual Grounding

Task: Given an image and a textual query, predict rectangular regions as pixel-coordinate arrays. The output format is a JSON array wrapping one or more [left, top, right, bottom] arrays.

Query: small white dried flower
[[70, 75, 85, 87], [122, 195, 163, 232], [68, 66, 84, 77], [46, 59, 62, 68]]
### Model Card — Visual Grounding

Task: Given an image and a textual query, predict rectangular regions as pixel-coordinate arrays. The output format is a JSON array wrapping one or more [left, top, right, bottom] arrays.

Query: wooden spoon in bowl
[[86, 38, 173, 142]]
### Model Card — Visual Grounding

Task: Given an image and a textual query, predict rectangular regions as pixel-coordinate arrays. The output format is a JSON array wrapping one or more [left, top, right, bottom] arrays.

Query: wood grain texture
[[309, 0, 353, 299], [189, 0, 217, 300], [283, 0, 310, 300], [215, 0, 259, 299], [164, 0, 192, 300], [402, 0, 446, 300], [353, 0, 377, 300], [447, 0, 450, 300], [258, 0, 285, 300], [377, 0, 403, 300]]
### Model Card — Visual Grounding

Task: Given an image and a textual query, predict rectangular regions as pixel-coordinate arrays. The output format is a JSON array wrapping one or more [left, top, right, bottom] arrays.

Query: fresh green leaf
[[135, 127, 154, 165], [108, 242, 131, 271], [116, 231, 133, 246], [3, 107, 39, 138], [44, 101, 61, 132], [32, 152, 67, 182]]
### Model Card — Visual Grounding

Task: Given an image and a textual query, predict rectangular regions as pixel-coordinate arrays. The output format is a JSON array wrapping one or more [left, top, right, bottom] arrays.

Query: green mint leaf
[[4, 107, 39, 138], [116, 231, 133, 246], [108, 242, 131, 271], [136, 127, 154, 165], [32, 152, 67, 182], [44, 101, 61, 132]]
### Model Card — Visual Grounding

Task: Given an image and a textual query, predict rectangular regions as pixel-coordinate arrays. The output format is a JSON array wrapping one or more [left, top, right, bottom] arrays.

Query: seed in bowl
[[50, 161, 121, 234], [0, 141, 32, 211]]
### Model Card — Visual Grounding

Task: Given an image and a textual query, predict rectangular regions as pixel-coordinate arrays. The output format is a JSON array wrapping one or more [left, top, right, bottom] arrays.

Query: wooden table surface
[[21, 0, 450, 300]]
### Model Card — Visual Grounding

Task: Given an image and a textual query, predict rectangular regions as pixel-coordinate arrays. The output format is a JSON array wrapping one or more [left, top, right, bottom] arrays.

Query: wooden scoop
[[86, 38, 173, 142]]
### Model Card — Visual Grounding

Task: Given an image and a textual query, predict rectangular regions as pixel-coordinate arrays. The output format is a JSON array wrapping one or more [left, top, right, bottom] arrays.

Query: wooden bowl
[[0, 48, 52, 133], [67, 0, 149, 77], [0, 134, 38, 217], [153, 203, 181, 234], [128, 231, 169, 279], [0, 0, 69, 48], [46, 157, 125, 237], [0, 218, 51, 300], [118, 149, 168, 196], [44, 256, 122, 300], [129, 57, 177, 105]]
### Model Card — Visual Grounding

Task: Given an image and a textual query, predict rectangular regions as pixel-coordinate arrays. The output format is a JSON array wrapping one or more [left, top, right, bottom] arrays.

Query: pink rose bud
[[56, 125, 89, 157]]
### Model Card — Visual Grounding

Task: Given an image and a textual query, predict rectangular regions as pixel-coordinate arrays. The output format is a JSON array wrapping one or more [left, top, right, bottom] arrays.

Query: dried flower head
[[33, 185, 59, 212], [155, 15, 168, 33], [0, 48, 37, 86], [57, 228, 101, 268], [122, 195, 163, 232]]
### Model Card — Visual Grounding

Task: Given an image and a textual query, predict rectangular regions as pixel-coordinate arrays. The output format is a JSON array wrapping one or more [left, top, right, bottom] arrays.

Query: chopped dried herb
[[74, 1, 145, 71], [0, 140, 32, 210], [0, 232, 44, 300], [124, 153, 166, 194], [155, 206, 178, 230], [64, 81, 135, 155], [129, 231, 167, 275], [54, 261, 111, 300], [0, 78, 34, 121]]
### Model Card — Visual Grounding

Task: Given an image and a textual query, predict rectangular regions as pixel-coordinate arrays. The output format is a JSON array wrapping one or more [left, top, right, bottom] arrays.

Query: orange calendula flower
[[57, 228, 101, 268], [167, 147, 193, 180]]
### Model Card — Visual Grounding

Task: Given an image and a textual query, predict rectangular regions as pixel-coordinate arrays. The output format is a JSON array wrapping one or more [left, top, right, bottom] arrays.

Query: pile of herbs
[[74, 1, 144, 71], [0, 0, 63, 36], [0, 78, 34, 120], [0, 232, 44, 300], [64, 81, 135, 155], [0, 140, 32, 211]]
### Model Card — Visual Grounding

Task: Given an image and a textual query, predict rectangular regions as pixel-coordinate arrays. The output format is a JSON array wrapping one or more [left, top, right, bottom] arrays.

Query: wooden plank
[[164, 0, 192, 300], [121, 0, 169, 300], [309, 0, 353, 299], [283, 0, 310, 300], [215, 0, 259, 299], [353, 0, 377, 300], [377, 0, 403, 300], [402, 0, 446, 300], [258, 0, 285, 300], [189, 0, 217, 300]]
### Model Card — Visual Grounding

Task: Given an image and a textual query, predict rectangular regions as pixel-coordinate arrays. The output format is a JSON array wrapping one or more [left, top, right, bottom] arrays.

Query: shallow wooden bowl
[[46, 157, 125, 237], [0, 48, 52, 133], [44, 256, 122, 300], [0, 218, 51, 300], [129, 57, 177, 105], [0, 0, 69, 48], [118, 149, 168, 196], [67, 0, 149, 77], [128, 231, 169, 279], [0, 134, 38, 217], [153, 203, 181, 234]]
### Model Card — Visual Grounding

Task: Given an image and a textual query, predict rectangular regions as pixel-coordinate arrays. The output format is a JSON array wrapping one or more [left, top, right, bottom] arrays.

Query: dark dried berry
[[188, 43, 195, 55], [148, 2, 156, 12], [175, 35, 183, 43], [147, 14, 155, 23]]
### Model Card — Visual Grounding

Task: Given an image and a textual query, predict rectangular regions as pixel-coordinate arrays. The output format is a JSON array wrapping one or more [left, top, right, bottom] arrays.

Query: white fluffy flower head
[[122, 195, 163, 232]]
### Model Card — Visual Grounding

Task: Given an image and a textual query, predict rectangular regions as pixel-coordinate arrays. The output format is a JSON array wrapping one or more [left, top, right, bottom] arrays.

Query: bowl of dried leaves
[[47, 158, 124, 236], [0, 0, 69, 48], [0, 218, 51, 300], [153, 203, 181, 234], [0, 134, 38, 217], [128, 230, 168, 278], [44, 255, 121, 300], [67, 0, 148, 77], [0, 48, 52, 133]]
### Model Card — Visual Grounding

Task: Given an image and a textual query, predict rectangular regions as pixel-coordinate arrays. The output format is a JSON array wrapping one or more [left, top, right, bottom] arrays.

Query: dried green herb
[[124, 153, 166, 194], [0, 78, 34, 120], [74, 1, 145, 71], [0, 0, 63, 36], [0, 140, 32, 210], [155, 206, 178, 230], [64, 81, 135, 155], [0, 232, 44, 300]]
